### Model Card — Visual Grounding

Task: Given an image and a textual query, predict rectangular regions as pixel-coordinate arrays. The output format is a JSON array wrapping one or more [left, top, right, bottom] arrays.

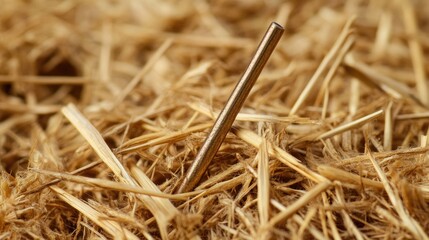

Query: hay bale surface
[[1, 0, 429, 239]]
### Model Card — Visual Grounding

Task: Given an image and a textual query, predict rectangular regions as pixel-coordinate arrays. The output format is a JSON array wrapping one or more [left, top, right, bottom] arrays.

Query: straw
[[2, 1, 429, 238]]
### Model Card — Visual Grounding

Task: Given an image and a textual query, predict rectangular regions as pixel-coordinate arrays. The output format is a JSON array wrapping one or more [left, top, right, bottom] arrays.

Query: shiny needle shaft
[[177, 22, 284, 193]]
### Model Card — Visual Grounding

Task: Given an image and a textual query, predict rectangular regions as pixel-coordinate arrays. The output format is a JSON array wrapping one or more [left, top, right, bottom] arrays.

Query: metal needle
[[177, 22, 284, 193]]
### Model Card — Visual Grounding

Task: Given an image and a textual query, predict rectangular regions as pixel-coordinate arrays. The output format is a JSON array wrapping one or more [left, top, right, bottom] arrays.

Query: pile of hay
[[1, 0, 429, 239]]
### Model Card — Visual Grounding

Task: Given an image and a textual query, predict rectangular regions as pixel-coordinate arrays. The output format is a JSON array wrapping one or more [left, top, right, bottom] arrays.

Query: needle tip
[[271, 22, 285, 31]]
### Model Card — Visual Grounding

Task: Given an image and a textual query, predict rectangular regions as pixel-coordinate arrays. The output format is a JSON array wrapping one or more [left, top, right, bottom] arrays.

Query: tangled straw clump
[[1, 0, 429, 239]]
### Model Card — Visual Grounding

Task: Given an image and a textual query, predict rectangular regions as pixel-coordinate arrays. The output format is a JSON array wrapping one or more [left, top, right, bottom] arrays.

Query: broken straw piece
[[61, 103, 180, 240]]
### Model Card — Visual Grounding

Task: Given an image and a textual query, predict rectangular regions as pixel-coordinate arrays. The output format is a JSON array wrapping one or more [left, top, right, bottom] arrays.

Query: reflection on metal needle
[[177, 22, 284, 193]]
